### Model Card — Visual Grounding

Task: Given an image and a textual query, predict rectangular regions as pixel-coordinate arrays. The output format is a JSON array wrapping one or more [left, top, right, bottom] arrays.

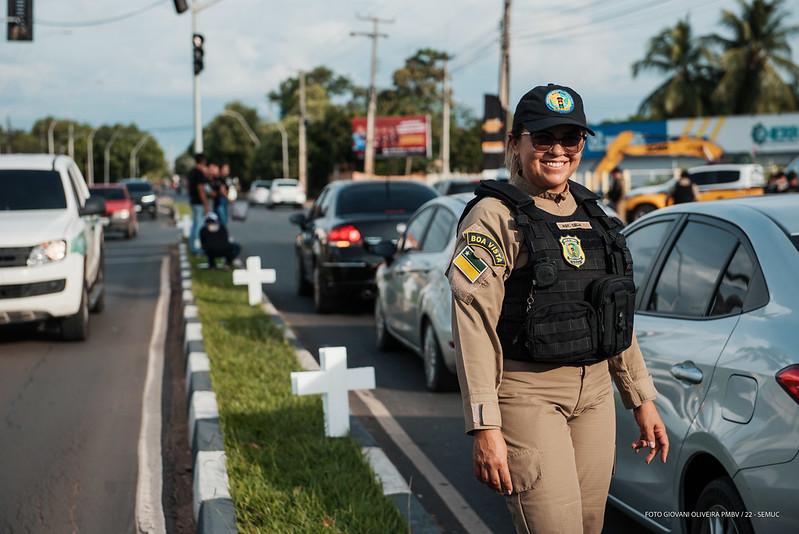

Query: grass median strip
[[190, 259, 407, 533]]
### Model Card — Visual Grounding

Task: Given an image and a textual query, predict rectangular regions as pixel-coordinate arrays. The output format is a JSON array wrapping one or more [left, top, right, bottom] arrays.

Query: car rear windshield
[[0, 170, 67, 210], [91, 188, 126, 200], [336, 183, 437, 216], [124, 182, 153, 192], [446, 181, 479, 195]]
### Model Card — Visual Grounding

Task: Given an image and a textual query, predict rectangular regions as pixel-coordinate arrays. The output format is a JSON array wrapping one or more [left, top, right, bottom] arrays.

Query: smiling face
[[511, 124, 585, 192]]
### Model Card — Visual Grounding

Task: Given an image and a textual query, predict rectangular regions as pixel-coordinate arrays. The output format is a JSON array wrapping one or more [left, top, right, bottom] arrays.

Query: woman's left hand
[[632, 400, 669, 464]]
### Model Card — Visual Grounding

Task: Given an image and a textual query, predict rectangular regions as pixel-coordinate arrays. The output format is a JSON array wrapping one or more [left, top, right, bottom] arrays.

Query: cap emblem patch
[[545, 89, 574, 114]]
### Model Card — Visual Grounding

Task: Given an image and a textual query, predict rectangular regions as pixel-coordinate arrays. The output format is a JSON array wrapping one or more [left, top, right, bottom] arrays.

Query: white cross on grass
[[232, 256, 276, 305]]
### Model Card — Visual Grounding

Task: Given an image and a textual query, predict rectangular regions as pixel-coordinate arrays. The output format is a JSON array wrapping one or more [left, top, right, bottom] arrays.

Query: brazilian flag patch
[[452, 245, 488, 283]]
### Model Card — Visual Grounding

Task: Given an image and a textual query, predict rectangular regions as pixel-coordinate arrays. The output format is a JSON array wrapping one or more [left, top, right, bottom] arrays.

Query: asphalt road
[[0, 217, 176, 534], [229, 202, 645, 533]]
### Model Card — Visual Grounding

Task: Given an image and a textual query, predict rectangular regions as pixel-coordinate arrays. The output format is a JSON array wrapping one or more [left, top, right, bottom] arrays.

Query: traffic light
[[173, 0, 189, 14], [7, 0, 33, 41], [193, 33, 204, 75]]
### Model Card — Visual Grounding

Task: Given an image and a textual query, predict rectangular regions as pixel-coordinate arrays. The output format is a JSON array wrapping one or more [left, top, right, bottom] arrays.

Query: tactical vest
[[458, 180, 636, 365]]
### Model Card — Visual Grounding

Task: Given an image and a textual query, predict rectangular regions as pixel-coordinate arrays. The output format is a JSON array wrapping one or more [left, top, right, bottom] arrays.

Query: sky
[[2, 0, 798, 165]]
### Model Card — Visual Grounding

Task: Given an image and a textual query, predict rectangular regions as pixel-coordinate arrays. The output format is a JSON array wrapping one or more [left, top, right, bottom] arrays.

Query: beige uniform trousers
[[499, 358, 615, 534]]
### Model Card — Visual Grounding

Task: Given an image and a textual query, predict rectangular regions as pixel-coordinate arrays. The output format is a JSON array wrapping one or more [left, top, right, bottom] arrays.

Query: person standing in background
[[606, 166, 625, 211], [668, 169, 699, 204], [215, 163, 231, 225], [187, 154, 210, 254]]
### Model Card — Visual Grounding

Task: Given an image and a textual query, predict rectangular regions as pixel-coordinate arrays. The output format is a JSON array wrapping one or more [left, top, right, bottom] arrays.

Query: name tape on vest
[[556, 221, 592, 231], [464, 231, 506, 266]]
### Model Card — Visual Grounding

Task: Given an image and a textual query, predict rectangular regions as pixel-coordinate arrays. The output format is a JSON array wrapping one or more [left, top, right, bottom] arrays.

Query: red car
[[89, 184, 139, 238]]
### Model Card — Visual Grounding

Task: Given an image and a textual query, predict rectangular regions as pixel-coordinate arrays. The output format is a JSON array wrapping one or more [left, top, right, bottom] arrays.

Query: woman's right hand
[[473, 428, 513, 495]]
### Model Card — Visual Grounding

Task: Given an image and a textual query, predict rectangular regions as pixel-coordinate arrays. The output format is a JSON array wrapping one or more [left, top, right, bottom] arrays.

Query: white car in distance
[[268, 179, 306, 208], [247, 179, 273, 206], [0, 154, 106, 340]]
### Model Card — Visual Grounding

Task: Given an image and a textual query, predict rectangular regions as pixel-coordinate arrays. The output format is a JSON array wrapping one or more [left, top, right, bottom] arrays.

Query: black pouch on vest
[[525, 301, 599, 363], [588, 275, 636, 357]]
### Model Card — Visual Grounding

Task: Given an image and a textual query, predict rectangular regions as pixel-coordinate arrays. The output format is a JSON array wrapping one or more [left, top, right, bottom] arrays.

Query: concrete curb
[[178, 245, 237, 534], [259, 292, 441, 533]]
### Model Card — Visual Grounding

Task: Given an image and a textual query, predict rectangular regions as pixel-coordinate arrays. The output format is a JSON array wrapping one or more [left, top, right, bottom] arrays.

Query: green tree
[[705, 0, 799, 114], [632, 18, 717, 118]]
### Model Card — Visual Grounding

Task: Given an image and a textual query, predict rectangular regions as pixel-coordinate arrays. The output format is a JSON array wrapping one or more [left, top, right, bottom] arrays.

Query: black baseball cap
[[512, 84, 595, 136]]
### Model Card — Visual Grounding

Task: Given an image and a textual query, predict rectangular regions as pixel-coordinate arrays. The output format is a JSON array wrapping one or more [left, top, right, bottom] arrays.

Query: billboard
[[351, 115, 431, 159], [482, 94, 506, 170]]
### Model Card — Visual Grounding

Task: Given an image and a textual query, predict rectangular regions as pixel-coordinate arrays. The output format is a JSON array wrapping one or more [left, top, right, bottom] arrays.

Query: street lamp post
[[104, 130, 122, 185], [221, 110, 260, 147], [275, 121, 289, 179], [47, 119, 58, 155], [86, 129, 97, 185], [130, 134, 152, 177]]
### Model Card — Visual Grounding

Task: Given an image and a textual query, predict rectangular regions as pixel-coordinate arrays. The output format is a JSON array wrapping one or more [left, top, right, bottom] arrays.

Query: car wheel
[[61, 285, 89, 341], [125, 225, 134, 239], [313, 266, 334, 314], [296, 253, 312, 297], [422, 323, 455, 392], [90, 257, 106, 314], [631, 203, 656, 221], [374, 297, 396, 351], [690, 477, 754, 534]]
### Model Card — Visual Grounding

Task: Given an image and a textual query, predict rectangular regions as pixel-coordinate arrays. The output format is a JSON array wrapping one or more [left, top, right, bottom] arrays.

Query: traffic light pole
[[192, 7, 203, 154]]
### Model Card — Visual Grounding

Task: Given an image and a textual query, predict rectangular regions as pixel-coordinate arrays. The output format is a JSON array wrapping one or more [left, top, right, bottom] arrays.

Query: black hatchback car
[[120, 178, 157, 219], [290, 180, 438, 313]]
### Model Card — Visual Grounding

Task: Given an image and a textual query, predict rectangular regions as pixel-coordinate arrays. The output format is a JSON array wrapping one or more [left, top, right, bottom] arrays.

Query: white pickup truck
[[0, 154, 106, 340]]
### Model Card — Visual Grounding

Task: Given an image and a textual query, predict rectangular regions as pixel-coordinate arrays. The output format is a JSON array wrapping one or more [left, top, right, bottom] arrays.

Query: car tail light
[[328, 225, 362, 248], [776, 365, 799, 404]]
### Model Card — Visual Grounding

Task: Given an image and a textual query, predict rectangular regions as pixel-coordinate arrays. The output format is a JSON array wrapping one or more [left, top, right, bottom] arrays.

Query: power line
[[450, 37, 499, 74], [37, 0, 168, 28]]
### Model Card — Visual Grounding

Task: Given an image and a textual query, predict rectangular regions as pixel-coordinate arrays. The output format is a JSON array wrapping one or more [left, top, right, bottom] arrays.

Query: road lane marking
[[355, 389, 492, 534], [135, 256, 169, 534], [362, 446, 411, 495]]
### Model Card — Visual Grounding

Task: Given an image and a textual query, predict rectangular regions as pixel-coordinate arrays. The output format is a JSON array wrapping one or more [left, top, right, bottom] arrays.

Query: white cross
[[291, 347, 375, 437], [179, 214, 193, 239], [232, 256, 276, 305]]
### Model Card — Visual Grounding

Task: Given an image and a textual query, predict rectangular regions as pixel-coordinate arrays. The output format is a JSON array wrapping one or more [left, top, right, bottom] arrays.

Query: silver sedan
[[373, 194, 469, 391], [612, 194, 799, 534]]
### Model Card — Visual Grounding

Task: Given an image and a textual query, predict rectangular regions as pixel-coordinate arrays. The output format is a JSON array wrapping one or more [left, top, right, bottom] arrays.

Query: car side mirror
[[289, 212, 307, 227], [81, 196, 106, 216]]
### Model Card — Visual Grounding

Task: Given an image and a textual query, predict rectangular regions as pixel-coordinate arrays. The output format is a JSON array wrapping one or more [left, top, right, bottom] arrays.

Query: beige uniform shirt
[[448, 175, 658, 434]]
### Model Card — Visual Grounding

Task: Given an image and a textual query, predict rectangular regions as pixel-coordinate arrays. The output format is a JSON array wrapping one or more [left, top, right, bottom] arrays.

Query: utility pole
[[499, 0, 511, 121], [130, 134, 152, 177], [104, 129, 121, 184], [298, 70, 307, 190], [351, 15, 393, 177], [68, 123, 75, 159], [441, 56, 451, 176], [189, 0, 226, 155], [47, 119, 57, 155], [86, 129, 96, 185]]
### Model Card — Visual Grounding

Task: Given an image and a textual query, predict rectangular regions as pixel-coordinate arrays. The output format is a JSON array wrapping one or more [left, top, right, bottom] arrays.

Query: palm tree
[[705, 0, 799, 114], [632, 18, 717, 119]]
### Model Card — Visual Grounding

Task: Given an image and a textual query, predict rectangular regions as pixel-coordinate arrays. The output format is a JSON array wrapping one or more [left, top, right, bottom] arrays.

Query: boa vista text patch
[[464, 231, 506, 266]]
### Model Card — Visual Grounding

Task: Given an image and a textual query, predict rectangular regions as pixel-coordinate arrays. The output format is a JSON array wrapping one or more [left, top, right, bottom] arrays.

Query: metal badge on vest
[[458, 180, 636, 365]]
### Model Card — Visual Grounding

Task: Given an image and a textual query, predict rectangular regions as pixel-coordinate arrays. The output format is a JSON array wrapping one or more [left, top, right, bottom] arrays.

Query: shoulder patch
[[464, 231, 506, 266], [452, 245, 489, 283]]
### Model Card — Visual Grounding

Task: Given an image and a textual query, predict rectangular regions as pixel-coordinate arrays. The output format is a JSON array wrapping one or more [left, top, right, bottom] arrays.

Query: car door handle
[[670, 361, 703, 384]]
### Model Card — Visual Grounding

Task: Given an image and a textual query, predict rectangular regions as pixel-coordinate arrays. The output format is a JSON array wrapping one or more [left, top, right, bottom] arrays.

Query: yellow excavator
[[593, 131, 761, 222]]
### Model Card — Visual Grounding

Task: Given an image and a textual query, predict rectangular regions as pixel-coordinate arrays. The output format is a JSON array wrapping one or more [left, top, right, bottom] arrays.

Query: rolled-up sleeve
[[447, 199, 519, 434], [608, 331, 658, 409]]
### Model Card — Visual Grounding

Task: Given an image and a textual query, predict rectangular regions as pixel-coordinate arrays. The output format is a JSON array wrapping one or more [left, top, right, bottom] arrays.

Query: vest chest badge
[[559, 235, 586, 268]]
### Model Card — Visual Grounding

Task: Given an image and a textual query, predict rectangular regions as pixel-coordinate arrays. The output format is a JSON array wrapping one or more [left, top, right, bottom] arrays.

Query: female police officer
[[448, 84, 669, 534]]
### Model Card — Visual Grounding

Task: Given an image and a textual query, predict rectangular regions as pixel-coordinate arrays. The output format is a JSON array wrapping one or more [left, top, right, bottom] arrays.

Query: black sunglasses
[[521, 131, 586, 154]]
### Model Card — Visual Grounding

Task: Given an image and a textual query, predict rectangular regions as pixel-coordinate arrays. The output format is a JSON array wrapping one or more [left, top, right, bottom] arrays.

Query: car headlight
[[27, 240, 67, 266], [141, 194, 156, 203], [113, 209, 130, 220]]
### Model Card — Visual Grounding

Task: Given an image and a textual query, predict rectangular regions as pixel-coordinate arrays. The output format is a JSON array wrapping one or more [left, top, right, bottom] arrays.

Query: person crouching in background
[[199, 213, 241, 269]]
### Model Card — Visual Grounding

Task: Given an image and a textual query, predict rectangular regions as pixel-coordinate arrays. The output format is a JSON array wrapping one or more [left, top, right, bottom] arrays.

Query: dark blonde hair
[[505, 133, 522, 178]]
